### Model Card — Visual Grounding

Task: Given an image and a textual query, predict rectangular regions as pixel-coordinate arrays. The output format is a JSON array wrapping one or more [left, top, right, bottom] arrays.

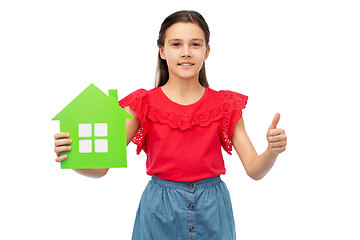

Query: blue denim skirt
[[132, 175, 236, 240]]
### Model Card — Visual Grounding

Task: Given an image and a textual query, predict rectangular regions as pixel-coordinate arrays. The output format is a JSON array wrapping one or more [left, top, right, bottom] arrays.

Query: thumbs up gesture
[[267, 113, 287, 154]]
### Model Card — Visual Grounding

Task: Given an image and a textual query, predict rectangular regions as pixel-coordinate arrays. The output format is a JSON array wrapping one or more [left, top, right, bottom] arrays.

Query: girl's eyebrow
[[168, 38, 204, 43]]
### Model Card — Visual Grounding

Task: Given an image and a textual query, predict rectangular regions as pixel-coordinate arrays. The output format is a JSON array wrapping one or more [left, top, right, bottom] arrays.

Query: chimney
[[109, 89, 118, 100]]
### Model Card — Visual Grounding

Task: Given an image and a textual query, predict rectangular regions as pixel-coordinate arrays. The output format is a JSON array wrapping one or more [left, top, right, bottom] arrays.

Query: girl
[[54, 10, 287, 240]]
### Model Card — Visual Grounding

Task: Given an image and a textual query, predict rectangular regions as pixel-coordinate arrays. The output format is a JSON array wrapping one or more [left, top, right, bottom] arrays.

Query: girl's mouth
[[178, 62, 194, 66]]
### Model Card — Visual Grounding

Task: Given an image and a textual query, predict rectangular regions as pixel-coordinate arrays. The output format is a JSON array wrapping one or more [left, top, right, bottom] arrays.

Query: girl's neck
[[161, 76, 205, 105]]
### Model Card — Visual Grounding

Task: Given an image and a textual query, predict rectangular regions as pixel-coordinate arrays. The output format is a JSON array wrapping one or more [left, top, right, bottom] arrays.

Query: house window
[[79, 123, 92, 137], [79, 139, 92, 153], [78, 123, 108, 153]]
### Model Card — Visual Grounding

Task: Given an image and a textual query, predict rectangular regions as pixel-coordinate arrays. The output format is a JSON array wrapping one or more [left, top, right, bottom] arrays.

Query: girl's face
[[159, 22, 210, 82]]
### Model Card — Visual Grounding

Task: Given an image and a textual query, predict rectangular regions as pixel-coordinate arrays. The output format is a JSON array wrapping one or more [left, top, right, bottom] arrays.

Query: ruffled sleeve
[[219, 90, 248, 155], [119, 89, 149, 154]]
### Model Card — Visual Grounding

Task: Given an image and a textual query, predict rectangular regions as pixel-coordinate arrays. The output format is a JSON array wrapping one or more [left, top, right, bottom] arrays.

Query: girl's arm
[[54, 106, 140, 179], [232, 113, 287, 180]]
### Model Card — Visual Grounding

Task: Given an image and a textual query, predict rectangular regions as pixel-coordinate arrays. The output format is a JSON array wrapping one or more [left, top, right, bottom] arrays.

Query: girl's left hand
[[267, 113, 287, 154]]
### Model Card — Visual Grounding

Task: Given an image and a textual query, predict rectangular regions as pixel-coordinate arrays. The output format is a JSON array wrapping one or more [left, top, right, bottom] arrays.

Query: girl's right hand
[[54, 132, 72, 162]]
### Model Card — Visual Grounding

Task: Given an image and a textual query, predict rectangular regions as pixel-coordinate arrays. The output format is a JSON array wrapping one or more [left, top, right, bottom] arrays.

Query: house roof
[[52, 83, 132, 121]]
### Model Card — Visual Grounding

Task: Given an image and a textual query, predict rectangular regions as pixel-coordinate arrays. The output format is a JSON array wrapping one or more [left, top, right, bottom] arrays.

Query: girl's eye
[[172, 42, 180, 47], [192, 43, 201, 47]]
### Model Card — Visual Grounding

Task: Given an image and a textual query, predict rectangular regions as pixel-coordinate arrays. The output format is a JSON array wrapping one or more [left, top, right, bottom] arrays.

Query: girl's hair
[[155, 10, 210, 88]]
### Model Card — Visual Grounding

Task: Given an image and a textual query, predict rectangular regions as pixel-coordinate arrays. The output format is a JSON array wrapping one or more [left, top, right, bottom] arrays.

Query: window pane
[[78, 124, 92, 137], [95, 139, 108, 153], [94, 123, 107, 137], [79, 140, 92, 153]]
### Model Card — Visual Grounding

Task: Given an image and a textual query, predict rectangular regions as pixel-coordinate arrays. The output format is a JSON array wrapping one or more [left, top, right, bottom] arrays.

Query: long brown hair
[[155, 10, 210, 88]]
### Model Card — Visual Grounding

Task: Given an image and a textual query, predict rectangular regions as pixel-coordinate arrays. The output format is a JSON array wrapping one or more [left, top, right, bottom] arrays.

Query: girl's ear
[[159, 47, 166, 60], [204, 45, 210, 61]]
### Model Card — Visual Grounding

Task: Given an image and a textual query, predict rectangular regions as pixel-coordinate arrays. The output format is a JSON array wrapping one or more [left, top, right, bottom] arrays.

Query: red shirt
[[119, 87, 248, 182]]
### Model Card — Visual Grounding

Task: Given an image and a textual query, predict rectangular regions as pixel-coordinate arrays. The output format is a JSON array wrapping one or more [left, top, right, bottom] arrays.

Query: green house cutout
[[52, 84, 132, 169]]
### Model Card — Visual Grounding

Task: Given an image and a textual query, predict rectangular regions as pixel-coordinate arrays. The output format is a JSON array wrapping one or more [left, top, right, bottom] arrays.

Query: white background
[[1, 0, 359, 239]]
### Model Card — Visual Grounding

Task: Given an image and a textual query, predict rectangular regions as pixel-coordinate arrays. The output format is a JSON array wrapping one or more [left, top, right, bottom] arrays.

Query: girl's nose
[[181, 47, 191, 58]]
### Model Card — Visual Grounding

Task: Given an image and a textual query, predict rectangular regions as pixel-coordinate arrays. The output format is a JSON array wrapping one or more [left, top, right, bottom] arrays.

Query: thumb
[[269, 113, 280, 130]]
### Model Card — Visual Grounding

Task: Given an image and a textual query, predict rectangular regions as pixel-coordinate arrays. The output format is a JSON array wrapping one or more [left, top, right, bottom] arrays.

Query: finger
[[269, 141, 286, 148], [54, 132, 70, 140], [54, 146, 72, 155], [270, 146, 286, 154], [268, 128, 285, 136], [55, 139, 72, 147], [268, 113, 280, 130], [268, 136, 286, 144], [55, 154, 68, 162]]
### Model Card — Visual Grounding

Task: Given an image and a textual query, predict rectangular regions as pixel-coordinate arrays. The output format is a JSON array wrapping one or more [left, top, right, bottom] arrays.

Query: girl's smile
[[178, 62, 194, 68]]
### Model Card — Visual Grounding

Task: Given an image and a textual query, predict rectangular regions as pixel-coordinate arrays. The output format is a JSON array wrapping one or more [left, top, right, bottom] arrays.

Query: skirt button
[[188, 183, 194, 189], [189, 226, 195, 232]]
